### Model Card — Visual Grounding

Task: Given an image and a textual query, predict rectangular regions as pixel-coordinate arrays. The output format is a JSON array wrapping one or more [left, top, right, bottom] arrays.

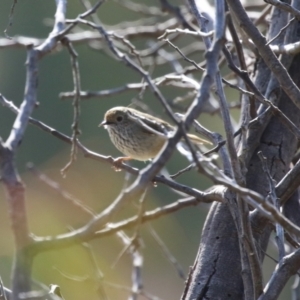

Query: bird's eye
[[116, 116, 123, 122]]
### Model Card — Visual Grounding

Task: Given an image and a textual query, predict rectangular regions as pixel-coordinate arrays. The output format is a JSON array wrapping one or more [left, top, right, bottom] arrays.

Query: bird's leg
[[112, 156, 132, 171]]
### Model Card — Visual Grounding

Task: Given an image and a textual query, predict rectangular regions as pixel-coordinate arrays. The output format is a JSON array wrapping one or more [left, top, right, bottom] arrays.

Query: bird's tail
[[187, 133, 212, 145]]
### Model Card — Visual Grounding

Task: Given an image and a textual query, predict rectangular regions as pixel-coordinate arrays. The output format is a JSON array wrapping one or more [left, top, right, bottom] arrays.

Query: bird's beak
[[99, 120, 107, 127]]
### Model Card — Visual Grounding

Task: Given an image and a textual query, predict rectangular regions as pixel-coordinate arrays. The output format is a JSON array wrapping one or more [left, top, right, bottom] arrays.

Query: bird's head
[[99, 107, 129, 129]]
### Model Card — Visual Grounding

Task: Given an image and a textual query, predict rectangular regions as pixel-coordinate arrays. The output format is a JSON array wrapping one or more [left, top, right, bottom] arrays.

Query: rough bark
[[182, 3, 300, 300]]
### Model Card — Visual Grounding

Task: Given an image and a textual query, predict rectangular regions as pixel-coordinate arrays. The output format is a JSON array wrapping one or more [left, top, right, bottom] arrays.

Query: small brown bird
[[99, 106, 211, 163]]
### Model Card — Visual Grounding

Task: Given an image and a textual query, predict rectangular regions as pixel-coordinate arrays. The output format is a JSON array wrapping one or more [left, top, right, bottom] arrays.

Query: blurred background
[[0, 0, 289, 299]]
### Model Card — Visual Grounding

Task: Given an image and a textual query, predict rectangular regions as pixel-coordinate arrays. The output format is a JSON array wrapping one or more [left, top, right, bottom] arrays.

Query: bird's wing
[[127, 109, 212, 145], [127, 110, 168, 137]]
